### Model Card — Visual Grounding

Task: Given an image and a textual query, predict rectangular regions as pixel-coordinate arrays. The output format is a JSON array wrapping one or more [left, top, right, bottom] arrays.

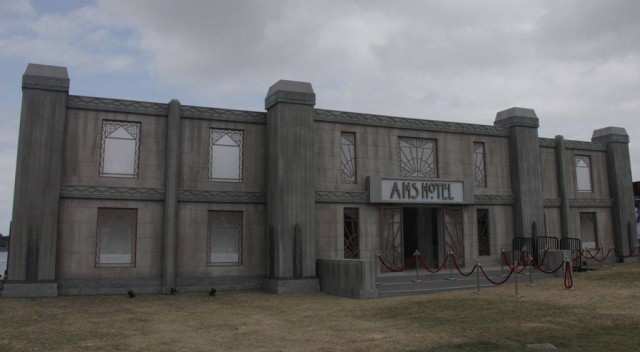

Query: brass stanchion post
[[527, 255, 535, 287], [474, 261, 483, 295], [447, 251, 457, 281], [584, 247, 589, 272], [413, 250, 421, 283]]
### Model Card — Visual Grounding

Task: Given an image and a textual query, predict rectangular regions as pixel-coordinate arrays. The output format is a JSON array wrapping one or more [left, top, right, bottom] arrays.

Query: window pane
[[97, 208, 136, 266], [341, 132, 356, 184], [344, 208, 359, 259], [209, 211, 242, 265], [575, 155, 592, 192], [477, 209, 490, 256], [398, 137, 437, 178], [474, 142, 486, 188], [210, 129, 243, 182], [100, 121, 140, 178]]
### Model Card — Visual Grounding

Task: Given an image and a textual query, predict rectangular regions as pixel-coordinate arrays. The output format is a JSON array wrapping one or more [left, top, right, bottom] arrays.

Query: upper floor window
[[575, 154, 592, 192], [474, 142, 486, 188], [96, 208, 137, 267], [210, 129, 243, 182], [341, 132, 356, 184], [398, 137, 438, 178], [100, 120, 140, 178]]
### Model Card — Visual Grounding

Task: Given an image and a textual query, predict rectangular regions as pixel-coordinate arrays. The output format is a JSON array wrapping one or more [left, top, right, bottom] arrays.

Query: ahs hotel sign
[[368, 176, 465, 204]]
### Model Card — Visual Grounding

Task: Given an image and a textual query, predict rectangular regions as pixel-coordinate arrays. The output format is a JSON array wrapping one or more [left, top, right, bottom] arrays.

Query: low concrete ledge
[[2, 282, 58, 297], [177, 276, 263, 292], [58, 279, 161, 295], [263, 278, 320, 294], [317, 259, 379, 299]]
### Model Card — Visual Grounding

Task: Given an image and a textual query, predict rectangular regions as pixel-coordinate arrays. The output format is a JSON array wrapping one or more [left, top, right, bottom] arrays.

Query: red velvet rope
[[613, 246, 639, 259], [377, 255, 415, 272], [451, 255, 476, 277], [418, 253, 449, 274], [584, 248, 611, 263], [537, 249, 548, 267], [501, 251, 513, 270], [479, 265, 514, 285], [581, 247, 601, 259], [534, 259, 565, 274], [563, 261, 573, 289]]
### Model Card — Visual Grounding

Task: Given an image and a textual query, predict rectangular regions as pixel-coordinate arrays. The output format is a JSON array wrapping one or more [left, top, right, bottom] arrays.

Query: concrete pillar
[[3, 64, 69, 297], [263, 80, 319, 293], [555, 135, 572, 238], [494, 107, 545, 240], [592, 127, 636, 258], [162, 99, 181, 294]]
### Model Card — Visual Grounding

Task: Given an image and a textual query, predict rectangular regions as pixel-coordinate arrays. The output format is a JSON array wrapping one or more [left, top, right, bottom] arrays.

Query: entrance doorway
[[380, 206, 465, 271]]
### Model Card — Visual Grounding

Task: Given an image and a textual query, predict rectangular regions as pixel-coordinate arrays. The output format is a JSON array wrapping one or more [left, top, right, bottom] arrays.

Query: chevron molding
[[67, 95, 168, 116], [564, 140, 607, 151], [543, 198, 562, 207], [569, 198, 612, 208], [315, 191, 369, 203], [315, 109, 508, 136], [178, 190, 266, 203], [181, 105, 266, 124], [474, 195, 514, 205], [60, 185, 165, 200]]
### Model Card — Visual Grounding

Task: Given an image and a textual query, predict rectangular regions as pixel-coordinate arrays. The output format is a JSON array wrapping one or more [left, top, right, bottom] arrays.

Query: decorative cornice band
[[60, 185, 165, 201], [543, 198, 562, 207], [178, 190, 266, 203], [538, 138, 556, 148], [181, 105, 266, 124], [67, 95, 168, 116], [569, 198, 612, 208], [315, 191, 369, 203], [315, 109, 508, 137], [564, 140, 607, 151], [473, 195, 514, 205]]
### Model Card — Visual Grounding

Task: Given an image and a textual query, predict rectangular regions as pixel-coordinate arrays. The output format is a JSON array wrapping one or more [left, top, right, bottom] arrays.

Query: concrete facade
[[3, 63, 636, 298]]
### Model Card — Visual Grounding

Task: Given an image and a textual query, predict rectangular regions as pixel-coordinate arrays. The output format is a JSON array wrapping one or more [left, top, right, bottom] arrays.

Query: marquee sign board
[[368, 176, 465, 204]]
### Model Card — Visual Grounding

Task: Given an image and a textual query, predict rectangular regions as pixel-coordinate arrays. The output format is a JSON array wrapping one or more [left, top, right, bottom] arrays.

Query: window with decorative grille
[[100, 120, 140, 178], [398, 137, 438, 178], [210, 129, 243, 182], [474, 142, 486, 188], [344, 208, 359, 259], [477, 209, 490, 256], [341, 132, 356, 184], [575, 155, 592, 192]]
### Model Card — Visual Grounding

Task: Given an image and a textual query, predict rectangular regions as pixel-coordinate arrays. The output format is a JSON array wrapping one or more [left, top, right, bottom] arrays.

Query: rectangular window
[[100, 120, 140, 178], [575, 155, 592, 192], [398, 137, 438, 178], [474, 142, 486, 188], [208, 211, 242, 265], [210, 129, 243, 182], [580, 212, 598, 249], [477, 209, 490, 256], [96, 208, 137, 266], [341, 132, 356, 184], [344, 208, 359, 259]]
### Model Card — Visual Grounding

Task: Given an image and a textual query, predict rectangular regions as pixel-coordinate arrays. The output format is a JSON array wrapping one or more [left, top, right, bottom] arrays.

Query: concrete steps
[[375, 266, 552, 298]]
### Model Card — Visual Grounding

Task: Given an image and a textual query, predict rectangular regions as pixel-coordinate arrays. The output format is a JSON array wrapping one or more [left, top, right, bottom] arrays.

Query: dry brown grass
[[1, 263, 640, 351]]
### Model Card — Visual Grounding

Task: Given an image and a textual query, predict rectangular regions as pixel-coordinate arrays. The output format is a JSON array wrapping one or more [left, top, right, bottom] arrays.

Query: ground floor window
[[208, 211, 243, 265], [344, 208, 359, 259], [96, 208, 137, 266], [579, 212, 598, 249], [477, 209, 490, 256]]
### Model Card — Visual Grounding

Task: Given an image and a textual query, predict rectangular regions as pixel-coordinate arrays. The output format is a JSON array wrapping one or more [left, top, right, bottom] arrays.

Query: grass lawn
[[1, 263, 640, 351]]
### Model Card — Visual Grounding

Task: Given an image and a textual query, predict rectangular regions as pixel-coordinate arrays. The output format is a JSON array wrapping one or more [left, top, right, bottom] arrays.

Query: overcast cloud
[[0, 0, 639, 236]]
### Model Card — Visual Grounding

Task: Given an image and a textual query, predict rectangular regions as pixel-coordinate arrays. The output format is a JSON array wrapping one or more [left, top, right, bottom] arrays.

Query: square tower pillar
[[264, 80, 319, 293], [592, 127, 636, 258], [3, 64, 69, 297], [495, 107, 545, 240]]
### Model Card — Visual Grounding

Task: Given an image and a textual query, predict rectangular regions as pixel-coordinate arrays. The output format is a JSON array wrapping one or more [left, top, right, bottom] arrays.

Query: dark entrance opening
[[403, 207, 439, 268]]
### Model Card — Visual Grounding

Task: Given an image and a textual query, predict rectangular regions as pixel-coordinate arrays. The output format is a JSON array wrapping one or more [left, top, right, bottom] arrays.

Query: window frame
[[398, 137, 438, 178], [209, 128, 244, 182], [99, 120, 141, 178], [343, 207, 360, 259], [473, 142, 487, 188], [340, 132, 357, 184], [574, 154, 593, 192], [476, 208, 490, 256], [95, 208, 137, 267], [207, 210, 243, 266]]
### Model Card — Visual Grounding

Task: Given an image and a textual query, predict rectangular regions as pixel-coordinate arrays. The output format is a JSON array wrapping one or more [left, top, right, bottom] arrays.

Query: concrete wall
[[316, 259, 378, 298]]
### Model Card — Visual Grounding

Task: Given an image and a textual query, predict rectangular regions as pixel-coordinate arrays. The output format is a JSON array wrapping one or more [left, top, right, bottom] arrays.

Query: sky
[[0, 0, 639, 237]]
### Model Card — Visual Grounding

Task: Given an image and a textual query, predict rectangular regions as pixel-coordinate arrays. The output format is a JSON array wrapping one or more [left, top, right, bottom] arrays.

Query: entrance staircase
[[375, 266, 551, 298]]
